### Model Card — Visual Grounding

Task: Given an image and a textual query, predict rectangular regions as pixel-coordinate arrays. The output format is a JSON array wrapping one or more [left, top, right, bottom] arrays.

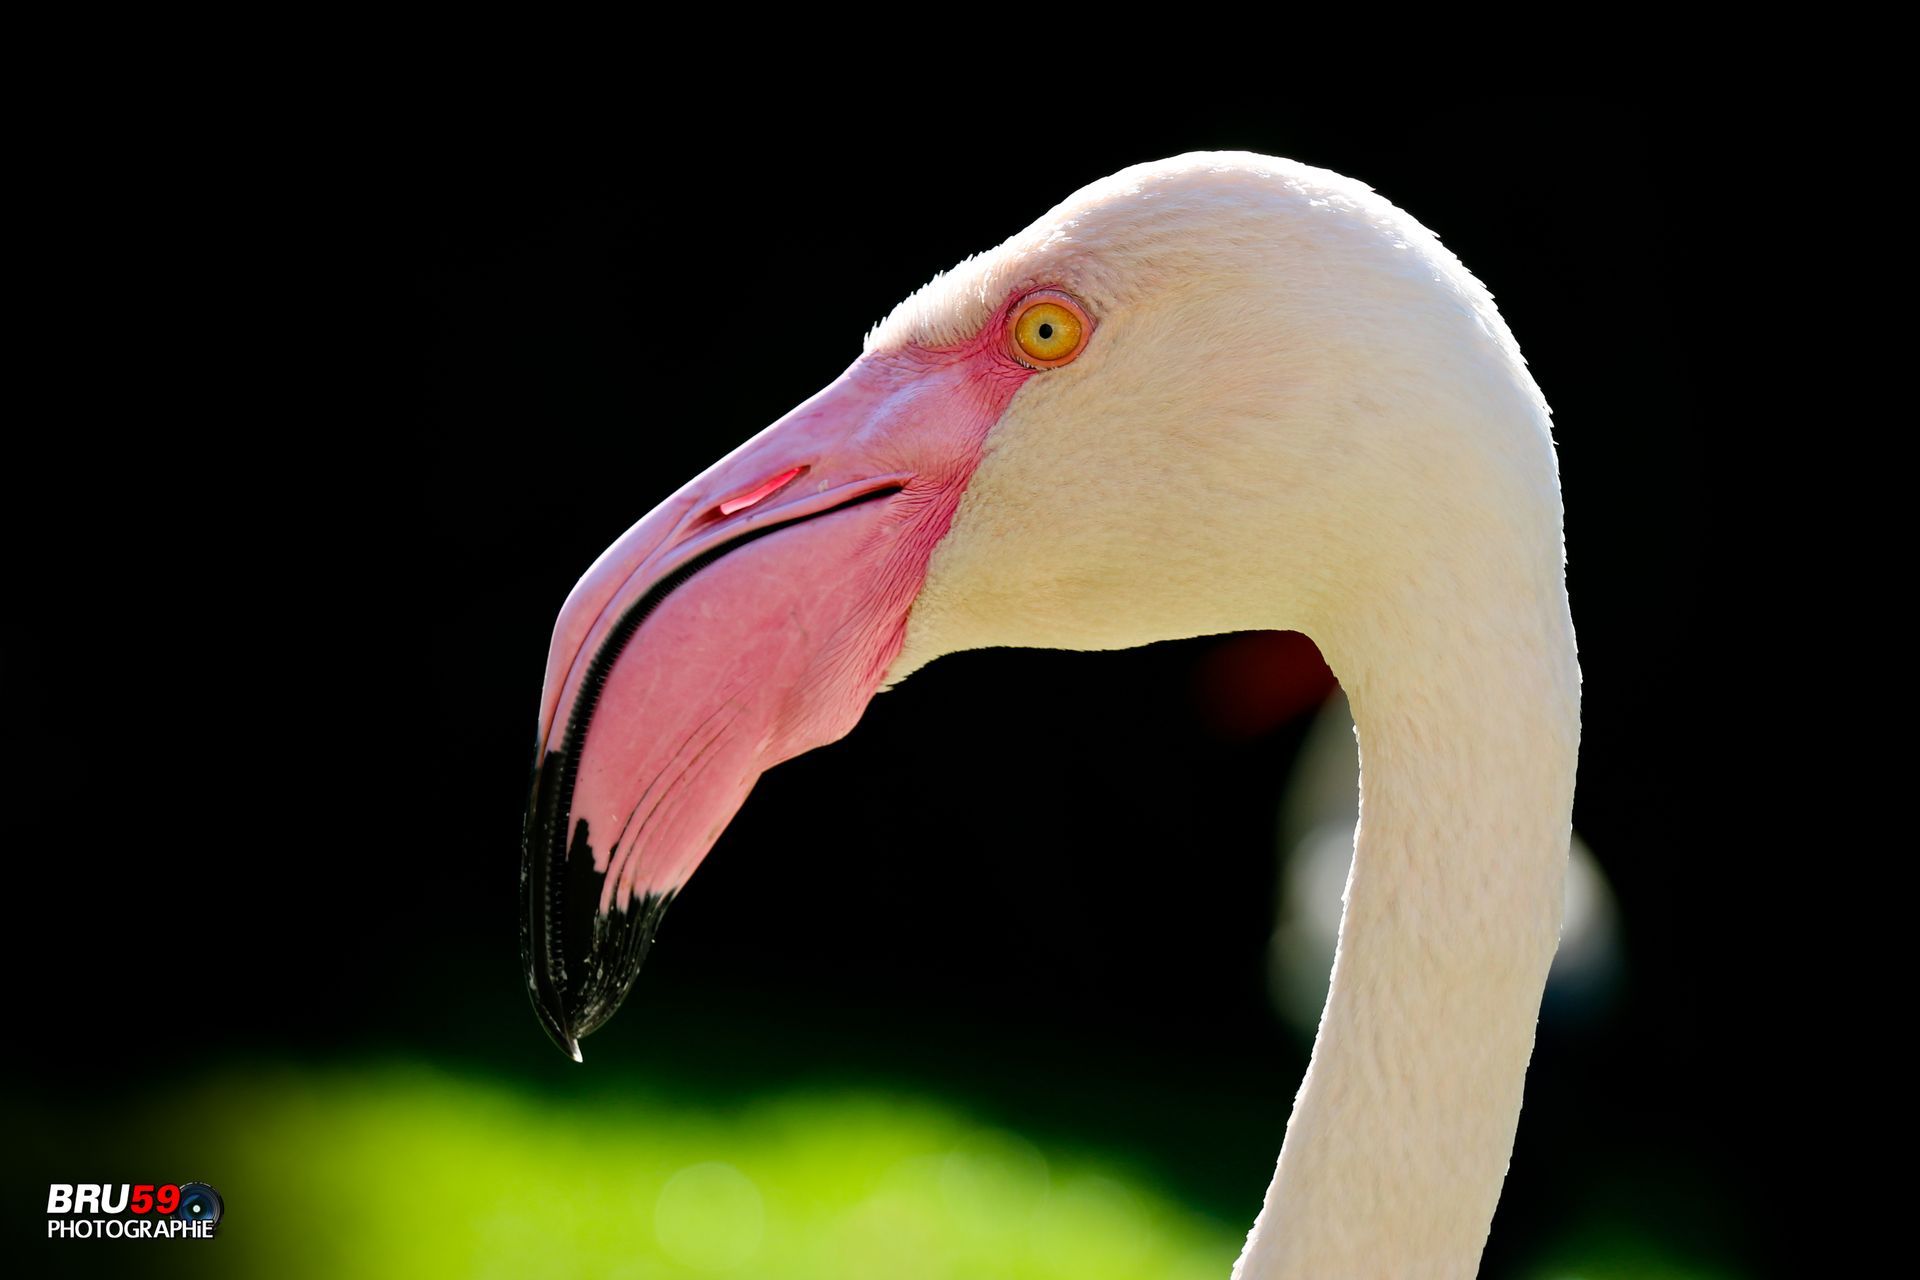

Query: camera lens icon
[[173, 1183, 223, 1229]]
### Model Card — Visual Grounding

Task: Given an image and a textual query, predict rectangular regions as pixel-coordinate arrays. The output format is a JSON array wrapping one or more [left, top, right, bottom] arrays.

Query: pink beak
[[521, 343, 1026, 1060]]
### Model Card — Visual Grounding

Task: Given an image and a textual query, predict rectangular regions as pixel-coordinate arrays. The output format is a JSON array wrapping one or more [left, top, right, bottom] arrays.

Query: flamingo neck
[[1235, 566, 1581, 1278]]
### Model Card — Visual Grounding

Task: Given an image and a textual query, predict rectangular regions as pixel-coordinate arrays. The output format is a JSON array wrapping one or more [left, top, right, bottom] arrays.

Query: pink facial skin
[[523, 290, 1059, 1054]]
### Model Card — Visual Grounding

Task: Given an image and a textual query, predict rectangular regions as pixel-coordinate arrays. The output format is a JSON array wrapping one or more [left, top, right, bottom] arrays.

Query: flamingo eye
[[1009, 291, 1091, 367]]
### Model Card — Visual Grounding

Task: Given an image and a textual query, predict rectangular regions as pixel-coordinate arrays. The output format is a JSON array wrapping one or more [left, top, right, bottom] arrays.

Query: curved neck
[[1236, 565, 1581, 1278]]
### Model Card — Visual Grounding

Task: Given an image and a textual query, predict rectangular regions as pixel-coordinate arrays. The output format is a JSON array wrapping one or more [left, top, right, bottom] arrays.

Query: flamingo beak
[[520, 351, 1005, 1060]]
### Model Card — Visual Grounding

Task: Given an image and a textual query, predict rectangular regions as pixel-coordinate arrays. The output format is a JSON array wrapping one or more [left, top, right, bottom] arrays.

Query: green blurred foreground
[[25, 1063, 1738, 1279], [70, 1063, 1235, 1280]]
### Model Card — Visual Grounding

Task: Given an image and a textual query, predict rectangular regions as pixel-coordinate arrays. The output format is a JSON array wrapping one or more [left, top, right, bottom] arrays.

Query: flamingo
[[521, 152, 1580, 1278]]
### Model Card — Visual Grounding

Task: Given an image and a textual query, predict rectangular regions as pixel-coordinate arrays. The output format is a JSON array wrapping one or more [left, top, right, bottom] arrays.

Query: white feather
[[882, 152, 1581, 1279]]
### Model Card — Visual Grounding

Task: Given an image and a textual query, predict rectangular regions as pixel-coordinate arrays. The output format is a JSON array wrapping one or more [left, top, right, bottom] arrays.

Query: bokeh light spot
[[654, 1161, 765, 1271]]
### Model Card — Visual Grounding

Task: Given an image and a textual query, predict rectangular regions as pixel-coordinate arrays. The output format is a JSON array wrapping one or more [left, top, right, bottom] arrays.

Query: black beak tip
[[528, 987, 586, 1063], [522, 882, 676, 1063], [523, 743, 677, 1066]]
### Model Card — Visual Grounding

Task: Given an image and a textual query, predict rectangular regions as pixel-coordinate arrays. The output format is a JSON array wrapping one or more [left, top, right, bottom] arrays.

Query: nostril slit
[[715, 466, 806, 518]]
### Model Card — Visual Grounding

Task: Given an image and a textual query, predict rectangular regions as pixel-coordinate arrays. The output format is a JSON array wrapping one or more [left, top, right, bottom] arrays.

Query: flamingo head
[[521, 152, 1550, 1058]]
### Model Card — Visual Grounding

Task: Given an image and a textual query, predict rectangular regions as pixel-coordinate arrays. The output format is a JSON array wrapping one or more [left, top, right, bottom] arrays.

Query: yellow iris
[[1014, 301, 1083, 364]]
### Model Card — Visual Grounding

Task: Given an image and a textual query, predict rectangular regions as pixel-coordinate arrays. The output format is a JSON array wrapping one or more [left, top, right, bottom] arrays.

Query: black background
[[8, 96, 1779, 1275]]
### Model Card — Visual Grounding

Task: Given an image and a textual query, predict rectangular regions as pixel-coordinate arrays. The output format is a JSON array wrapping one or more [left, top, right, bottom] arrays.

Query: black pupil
[[1037, 323, 1054, 341]]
